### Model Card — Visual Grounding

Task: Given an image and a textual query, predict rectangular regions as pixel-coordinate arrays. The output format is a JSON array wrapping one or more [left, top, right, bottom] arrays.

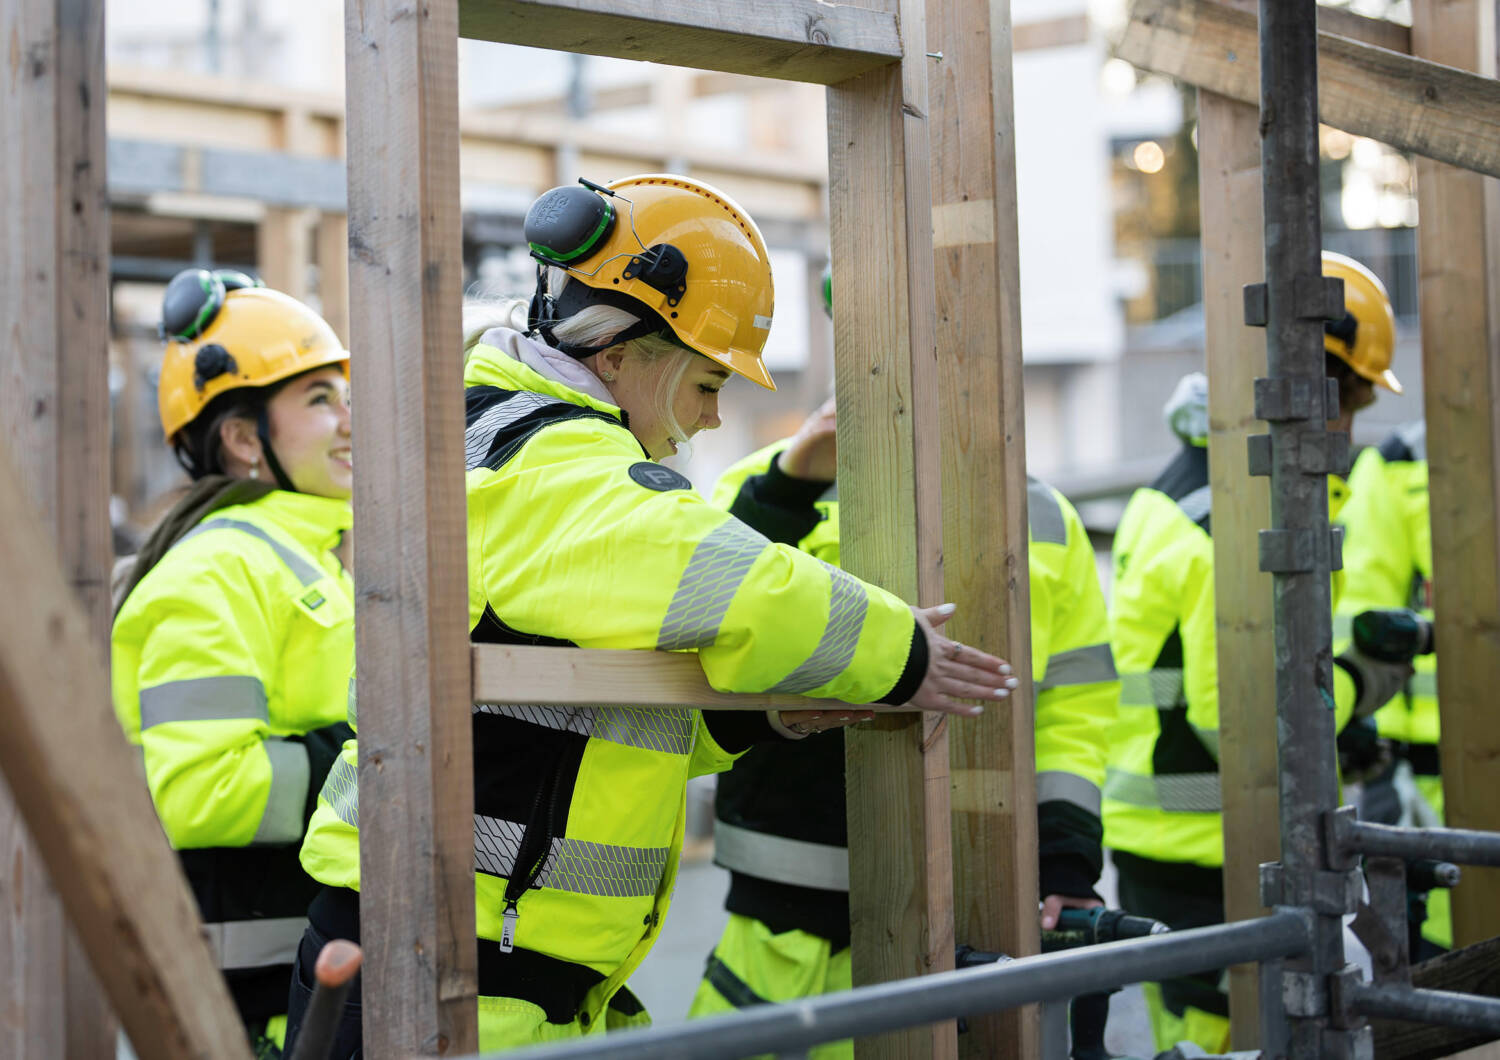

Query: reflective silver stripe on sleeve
[[320, 753, 359, 829], [1193, 725, 1221, 759], [203, 916, 307, 970], [1118, 668, 1185, 708], [472, 703, 694, 756], [1035, 771, 1102, 816], [1333, 614, 1353, 641], [179, 518, 324, 587], [769, 563, 869, 694], [472, 815, 669, 898], [1038, 643, 1117, 691], [465, 391, 562, 470], [252, 738, 311, 845], [657, 519, 768, 651], [1104, 766, 1221, 814], [139, 675, 269, 729], [1410, 671, 1438, 698], [346, 676, 357, 728], [712, 820, 849, 892], [1027, 478, 1068, 545], [1176, 485, 1212, 526]]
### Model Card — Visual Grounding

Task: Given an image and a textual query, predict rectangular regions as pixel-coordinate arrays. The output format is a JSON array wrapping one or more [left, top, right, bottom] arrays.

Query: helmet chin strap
[[255, 407, 298, 492]]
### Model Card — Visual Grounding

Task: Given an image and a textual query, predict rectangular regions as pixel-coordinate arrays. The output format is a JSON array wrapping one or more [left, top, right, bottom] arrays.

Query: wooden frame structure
[[346, 0, 1036, 1056], [1120, 0, 1500, 1045]]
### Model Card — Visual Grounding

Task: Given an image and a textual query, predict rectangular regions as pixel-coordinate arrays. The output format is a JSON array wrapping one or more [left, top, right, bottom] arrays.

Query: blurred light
[[1189, 122, 1198, 151], [1320, 126, 1354, 161], [1133, 140, 1166, 174], [1101, 58, 1138, 96], [1341, 170, 1379, 230]]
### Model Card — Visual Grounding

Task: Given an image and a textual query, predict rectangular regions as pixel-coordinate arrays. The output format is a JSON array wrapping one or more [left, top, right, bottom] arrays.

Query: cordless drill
[[1045, 908, 1170, 1060], [1352, 608, 1435, 662]]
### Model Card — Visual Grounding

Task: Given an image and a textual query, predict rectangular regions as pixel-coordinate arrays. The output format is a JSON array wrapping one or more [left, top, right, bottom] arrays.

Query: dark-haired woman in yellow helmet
[[111, 269, 355, 1057], [289, 175, 1014, 1053]]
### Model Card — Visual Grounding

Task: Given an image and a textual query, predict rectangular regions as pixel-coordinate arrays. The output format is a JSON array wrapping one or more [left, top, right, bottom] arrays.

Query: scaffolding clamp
[[1241, 276, 1343, 328], [1247, 429, 1350, 478], [1251, 376, 1339, 422], [1258, 527, 1343, 574]]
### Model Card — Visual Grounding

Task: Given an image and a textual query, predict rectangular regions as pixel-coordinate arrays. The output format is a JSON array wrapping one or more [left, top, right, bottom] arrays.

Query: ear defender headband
[[522, 177, 691, 359], [160, 268, 265, 343]]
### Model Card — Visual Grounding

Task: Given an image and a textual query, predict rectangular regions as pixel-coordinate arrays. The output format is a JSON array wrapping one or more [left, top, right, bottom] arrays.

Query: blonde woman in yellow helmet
[[289, 175, 1016, 1054], [112, 269, 355, 1057]]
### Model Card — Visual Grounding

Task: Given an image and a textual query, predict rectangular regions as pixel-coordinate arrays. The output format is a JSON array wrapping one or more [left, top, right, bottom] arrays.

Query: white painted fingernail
[[937, 603, 957, 616], [996, 688, 1010, 698], [1005, 677, 1019, 689], [969, 706, 985, 716], [999, 663, 1012, 675]]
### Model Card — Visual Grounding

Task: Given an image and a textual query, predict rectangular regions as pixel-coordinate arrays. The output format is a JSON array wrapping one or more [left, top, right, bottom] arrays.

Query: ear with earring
[[601, 370, 616, 382], [249, 459, 261, 480]]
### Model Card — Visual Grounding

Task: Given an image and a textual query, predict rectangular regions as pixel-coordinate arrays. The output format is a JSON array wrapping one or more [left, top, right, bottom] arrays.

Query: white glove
[[1335, 647, 1413, 718]]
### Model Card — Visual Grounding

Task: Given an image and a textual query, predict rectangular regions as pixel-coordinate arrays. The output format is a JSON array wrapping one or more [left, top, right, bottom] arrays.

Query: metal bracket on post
[[1323, 806, 1360, 870], [1246, 429, 1351, 478], [1258, 527, 1343, 574], [1243, 277, 1343, 328]]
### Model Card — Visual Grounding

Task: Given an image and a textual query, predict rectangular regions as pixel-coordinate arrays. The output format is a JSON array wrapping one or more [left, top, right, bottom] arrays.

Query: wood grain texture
[[458, 0, 901, 84], [0, 0, 116, 1052], [1370, 935, 1500, 1059], [257, 207, 313, 303], [1412, 0, 1500, 952], [1117, 0, 1500, 178], [925, 0, 1039, 1054], [344, 0, 478, 1052], [1197, 90, 1277, 1051], [316, 212, 350, 346], [0, 442, 249, 1059], [828, 5, 955, 1054], [473, 646, 856, 713], [1218, 0, 1412, 53]]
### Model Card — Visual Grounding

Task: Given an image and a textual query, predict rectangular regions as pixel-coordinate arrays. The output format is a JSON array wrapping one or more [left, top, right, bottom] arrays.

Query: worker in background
[[1102, 252, 1410, 1053], [686, 284, 1117, 1057], [112, 269, 355, 1058], [1335, 417, 1447, 956], [287, 175, 1016, 1055]]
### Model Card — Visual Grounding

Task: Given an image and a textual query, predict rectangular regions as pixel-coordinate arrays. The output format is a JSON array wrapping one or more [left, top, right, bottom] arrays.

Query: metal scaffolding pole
[[1329, 808, 1500, 867], [1251, 0, 1363, 1056]]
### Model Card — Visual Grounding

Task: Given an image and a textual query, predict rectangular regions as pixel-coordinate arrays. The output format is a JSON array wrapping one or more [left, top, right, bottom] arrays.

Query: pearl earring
[[601, 371, 616, 382], [249, 460, 260, 480]]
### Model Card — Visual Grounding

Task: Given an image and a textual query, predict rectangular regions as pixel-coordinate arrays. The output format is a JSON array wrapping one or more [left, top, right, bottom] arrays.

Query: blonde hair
[[463, 270, 700, 454]]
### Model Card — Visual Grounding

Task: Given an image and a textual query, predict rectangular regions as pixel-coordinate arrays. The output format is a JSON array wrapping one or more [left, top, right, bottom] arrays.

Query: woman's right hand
[[906, 603, 1018, 716]]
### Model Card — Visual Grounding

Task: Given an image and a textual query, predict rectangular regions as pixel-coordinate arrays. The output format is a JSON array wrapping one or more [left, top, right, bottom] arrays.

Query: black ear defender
[[192, 344, 239, 391], [161, 268, 229, 342], [525, 180, 617, 269]]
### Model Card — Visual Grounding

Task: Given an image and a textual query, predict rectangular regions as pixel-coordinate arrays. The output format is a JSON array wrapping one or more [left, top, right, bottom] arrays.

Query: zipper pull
[[500, 900, 519, 954]]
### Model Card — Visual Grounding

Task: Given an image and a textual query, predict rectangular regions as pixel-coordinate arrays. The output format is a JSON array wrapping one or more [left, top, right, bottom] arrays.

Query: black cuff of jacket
[[702, 709, 780, 753], [877, 619, 928, 706], [1333, 655, 1363, 704], [1039, 853, 1103, 902], [727, 454, 830, 546]]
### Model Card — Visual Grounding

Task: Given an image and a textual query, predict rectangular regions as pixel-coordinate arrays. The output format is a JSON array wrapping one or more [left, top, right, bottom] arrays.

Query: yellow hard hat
[[1323, 251, 1400, 394], [157, 269, 348, 441], [523, 174, 777, 390]]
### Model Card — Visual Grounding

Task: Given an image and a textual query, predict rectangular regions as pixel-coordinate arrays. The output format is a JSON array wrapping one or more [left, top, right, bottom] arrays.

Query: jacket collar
[[464, 328, 623, 421], [250, 490, 352, 555]]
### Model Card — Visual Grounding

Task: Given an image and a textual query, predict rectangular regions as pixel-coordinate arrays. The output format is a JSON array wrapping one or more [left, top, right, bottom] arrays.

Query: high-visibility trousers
[[687, 913, 852, 1060]]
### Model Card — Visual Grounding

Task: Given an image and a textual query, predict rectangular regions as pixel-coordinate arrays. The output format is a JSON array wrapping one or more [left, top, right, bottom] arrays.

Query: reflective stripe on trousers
[[712, 820, 850, 892], [204, 916, 307, 970]]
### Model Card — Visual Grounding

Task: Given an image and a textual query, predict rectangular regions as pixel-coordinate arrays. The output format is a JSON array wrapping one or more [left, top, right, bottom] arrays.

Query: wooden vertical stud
[[1198, 90, 1277, 1049], [0, 0, 114, 1053], [258, 207, 314, 302], [345, 0, 478, 1052], [1413, 0, 1500, 950], [829, 2, 954, 1056], [317, 212, 351, 345], [924, 0, 1039, 1055]]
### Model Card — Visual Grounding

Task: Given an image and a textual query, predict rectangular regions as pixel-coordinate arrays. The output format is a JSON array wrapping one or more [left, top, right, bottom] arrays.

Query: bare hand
[[776, 708, 876, 735], [905, 604, 1018, 716], [779, 398, 838, 482], [1040, 894, 1103, 931]]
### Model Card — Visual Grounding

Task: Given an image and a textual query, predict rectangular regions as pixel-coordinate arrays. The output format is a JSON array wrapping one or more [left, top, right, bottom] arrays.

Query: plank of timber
[[457, 0, 901, 85], [344, 0, 478, 1052], [829, 2, 955, 1055], [471, 646, 852, 713], [1198, 90, 1278, 1051], [0, 0, 116, 1052], [925, 0, 1039, 1055], [1413, 0, 1500, 953], [1116, 0, 1500, 179], [0, 442, 249, 1058], [316, 212, 350, 346], [257, 207, 313, 302], [1370, 935, 1500, 1059], [1218, 0, 1412, 54]]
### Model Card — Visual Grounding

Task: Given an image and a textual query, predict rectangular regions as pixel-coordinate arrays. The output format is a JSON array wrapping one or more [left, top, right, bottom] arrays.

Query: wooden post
[[346, 0, 478, 1053], [1198, 90, 1277, 1049], [316, 212, 351, 345], [924, 0, 1039, 1055], [257, 207, 314, 301], [829, 1, 954, 1056], [0, 444, 251, 1060], [0, 0, 115, 1053], [1413, 0, 1500, 950]]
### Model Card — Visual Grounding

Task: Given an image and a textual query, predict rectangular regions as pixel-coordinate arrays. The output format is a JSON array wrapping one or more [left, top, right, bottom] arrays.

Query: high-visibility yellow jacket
[[709, 442, 1117, 936], [1102, 445, 1355, 871], [1336, 424, 1439, 748], [301, 335, 925, 1027], [112, 489, 354, 1011]]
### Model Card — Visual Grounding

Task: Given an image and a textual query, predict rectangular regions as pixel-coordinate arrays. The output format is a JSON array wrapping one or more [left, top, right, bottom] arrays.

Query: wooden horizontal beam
[[1118, 0, 1500, 179], [472, 645, 857, 713], [458, 0, 902, 84], [1218, 0, 1412, 53]]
